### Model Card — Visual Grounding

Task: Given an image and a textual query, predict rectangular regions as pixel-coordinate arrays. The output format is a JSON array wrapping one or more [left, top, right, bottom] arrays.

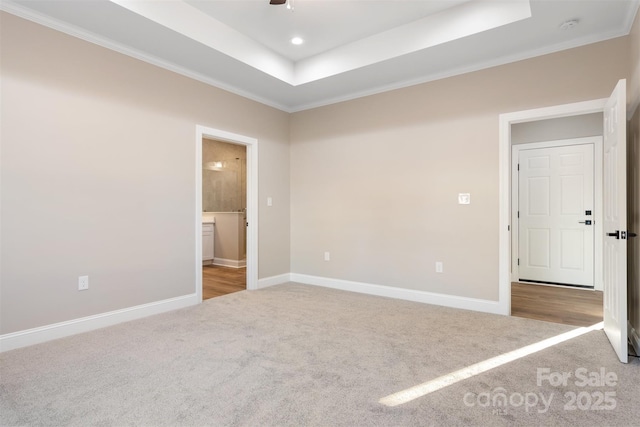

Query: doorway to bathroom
[[195, 125, 258, 302], [201, 138, 247, 299]]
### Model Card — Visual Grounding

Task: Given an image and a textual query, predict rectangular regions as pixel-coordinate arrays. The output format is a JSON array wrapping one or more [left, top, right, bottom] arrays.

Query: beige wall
[[628, 11, 640, 341], [511, 113, 603, 145], [0, 13, 290, 334], [211, 213, 246, 262], [290, 37, 630, 301], [2, 8, 638, 337], [202, 139, 247, 213]]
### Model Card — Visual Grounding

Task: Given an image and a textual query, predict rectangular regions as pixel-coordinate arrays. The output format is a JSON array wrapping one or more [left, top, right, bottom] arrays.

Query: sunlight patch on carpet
[[379, 322, 604, 407]]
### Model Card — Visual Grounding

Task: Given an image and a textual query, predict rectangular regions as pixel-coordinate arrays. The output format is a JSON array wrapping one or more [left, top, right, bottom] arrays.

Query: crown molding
[[0, 1, 294, 113]]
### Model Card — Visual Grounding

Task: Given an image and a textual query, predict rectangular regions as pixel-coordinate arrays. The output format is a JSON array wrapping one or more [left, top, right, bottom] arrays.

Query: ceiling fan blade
[[270, 0, 286, 4]]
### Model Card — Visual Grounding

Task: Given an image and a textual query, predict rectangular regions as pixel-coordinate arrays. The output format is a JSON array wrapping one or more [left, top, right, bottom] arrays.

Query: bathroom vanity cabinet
[[202, 223, 214, 262]]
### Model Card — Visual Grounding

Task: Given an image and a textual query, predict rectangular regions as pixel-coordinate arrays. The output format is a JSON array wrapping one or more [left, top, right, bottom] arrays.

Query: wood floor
[[203, 265, 246, 300], [511, 282, 603, 327]]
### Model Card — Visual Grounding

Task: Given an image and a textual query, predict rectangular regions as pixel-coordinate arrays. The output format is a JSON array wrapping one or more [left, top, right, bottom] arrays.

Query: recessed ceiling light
[[559, 19, 579, 31], [291, 37, 304, 45]]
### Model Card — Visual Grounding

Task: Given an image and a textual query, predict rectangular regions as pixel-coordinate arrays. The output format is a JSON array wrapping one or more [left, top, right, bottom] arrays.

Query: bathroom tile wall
[[203, 139, 247, 212]]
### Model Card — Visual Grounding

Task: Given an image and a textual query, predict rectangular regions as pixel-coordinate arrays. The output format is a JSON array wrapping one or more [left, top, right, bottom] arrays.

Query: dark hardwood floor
[[511, 282, 603, 327], [203, 265, 246, 300]]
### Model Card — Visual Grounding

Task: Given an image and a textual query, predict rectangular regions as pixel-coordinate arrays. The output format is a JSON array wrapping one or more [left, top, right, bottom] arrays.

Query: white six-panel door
[[603, 79, 628, 364], [518, 144, 595, 287]]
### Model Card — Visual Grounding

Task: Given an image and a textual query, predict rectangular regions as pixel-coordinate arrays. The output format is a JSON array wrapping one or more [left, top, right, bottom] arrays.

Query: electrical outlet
[[78, 275, 89, 291], [435, 262, 443, 273], [324, 252, 330, 261]]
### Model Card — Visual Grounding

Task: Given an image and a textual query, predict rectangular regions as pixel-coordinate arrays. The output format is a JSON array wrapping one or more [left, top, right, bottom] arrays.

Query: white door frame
[[511, 137, 604, 291], [195, 125, 259, 302], [498, 98, 607, 315]]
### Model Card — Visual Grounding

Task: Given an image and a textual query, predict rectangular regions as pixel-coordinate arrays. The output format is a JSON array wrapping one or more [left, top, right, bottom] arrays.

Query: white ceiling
[[185, 0, 471, 61], [2, 0, 639, 112]]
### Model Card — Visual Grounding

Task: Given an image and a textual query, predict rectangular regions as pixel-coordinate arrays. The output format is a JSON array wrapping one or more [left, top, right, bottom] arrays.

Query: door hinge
[[517, 211, 520, 218], [517, 258, 520, 266], [517, 163, 520, 171]]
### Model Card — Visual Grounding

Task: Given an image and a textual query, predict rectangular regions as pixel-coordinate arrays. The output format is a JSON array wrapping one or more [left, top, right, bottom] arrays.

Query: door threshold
[[517, 280, 595, 290]]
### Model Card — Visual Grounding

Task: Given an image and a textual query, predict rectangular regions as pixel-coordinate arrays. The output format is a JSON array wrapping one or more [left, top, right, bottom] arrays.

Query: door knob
[[607, 231, 620, 239], [578, 220, 592, 225]]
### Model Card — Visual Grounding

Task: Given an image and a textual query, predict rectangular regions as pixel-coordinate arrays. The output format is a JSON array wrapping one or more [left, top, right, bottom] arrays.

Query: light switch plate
[[267, 197, 273, 207], [458, 193, 471, 205]]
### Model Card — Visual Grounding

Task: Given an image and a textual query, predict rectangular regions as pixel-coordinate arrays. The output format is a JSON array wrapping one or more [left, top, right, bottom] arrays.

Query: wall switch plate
[[458, 193, 471, 204], [324, 252, 330, 261], [267, 197, 273, 207], [435, 262, 443, 273], [78, 275, 89, 291]]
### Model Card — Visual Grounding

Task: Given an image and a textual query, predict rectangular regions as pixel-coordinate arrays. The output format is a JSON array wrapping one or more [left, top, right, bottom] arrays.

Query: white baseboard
[[629, 321, 640, 356], [213, 258, 246, 268], [289, 273, 503, 315], [257, 273, 291, 289], [0, 294, 199, 353]]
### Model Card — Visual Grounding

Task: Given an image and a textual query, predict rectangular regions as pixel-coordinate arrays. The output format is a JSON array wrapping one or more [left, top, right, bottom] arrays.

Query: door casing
[[511, 137, 603, 291], [195, 125, 258, 302], [499, 98, 608, 315]]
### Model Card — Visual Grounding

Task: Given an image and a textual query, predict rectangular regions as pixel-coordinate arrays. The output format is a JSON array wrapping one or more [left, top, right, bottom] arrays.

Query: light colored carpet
[[1, 283, 639, 426]]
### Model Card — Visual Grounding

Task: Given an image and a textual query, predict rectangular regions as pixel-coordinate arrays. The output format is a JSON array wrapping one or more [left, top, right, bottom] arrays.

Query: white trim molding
[[257, 273, 291, 289], [0, 294, 198, 352], [196, 125, 259, 301], [0, 0, 291, 112], [499, 98, 608, 315], [2, 0, 636, 114], [212, 258, 247, 268], [290, 274, 503, 315]]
